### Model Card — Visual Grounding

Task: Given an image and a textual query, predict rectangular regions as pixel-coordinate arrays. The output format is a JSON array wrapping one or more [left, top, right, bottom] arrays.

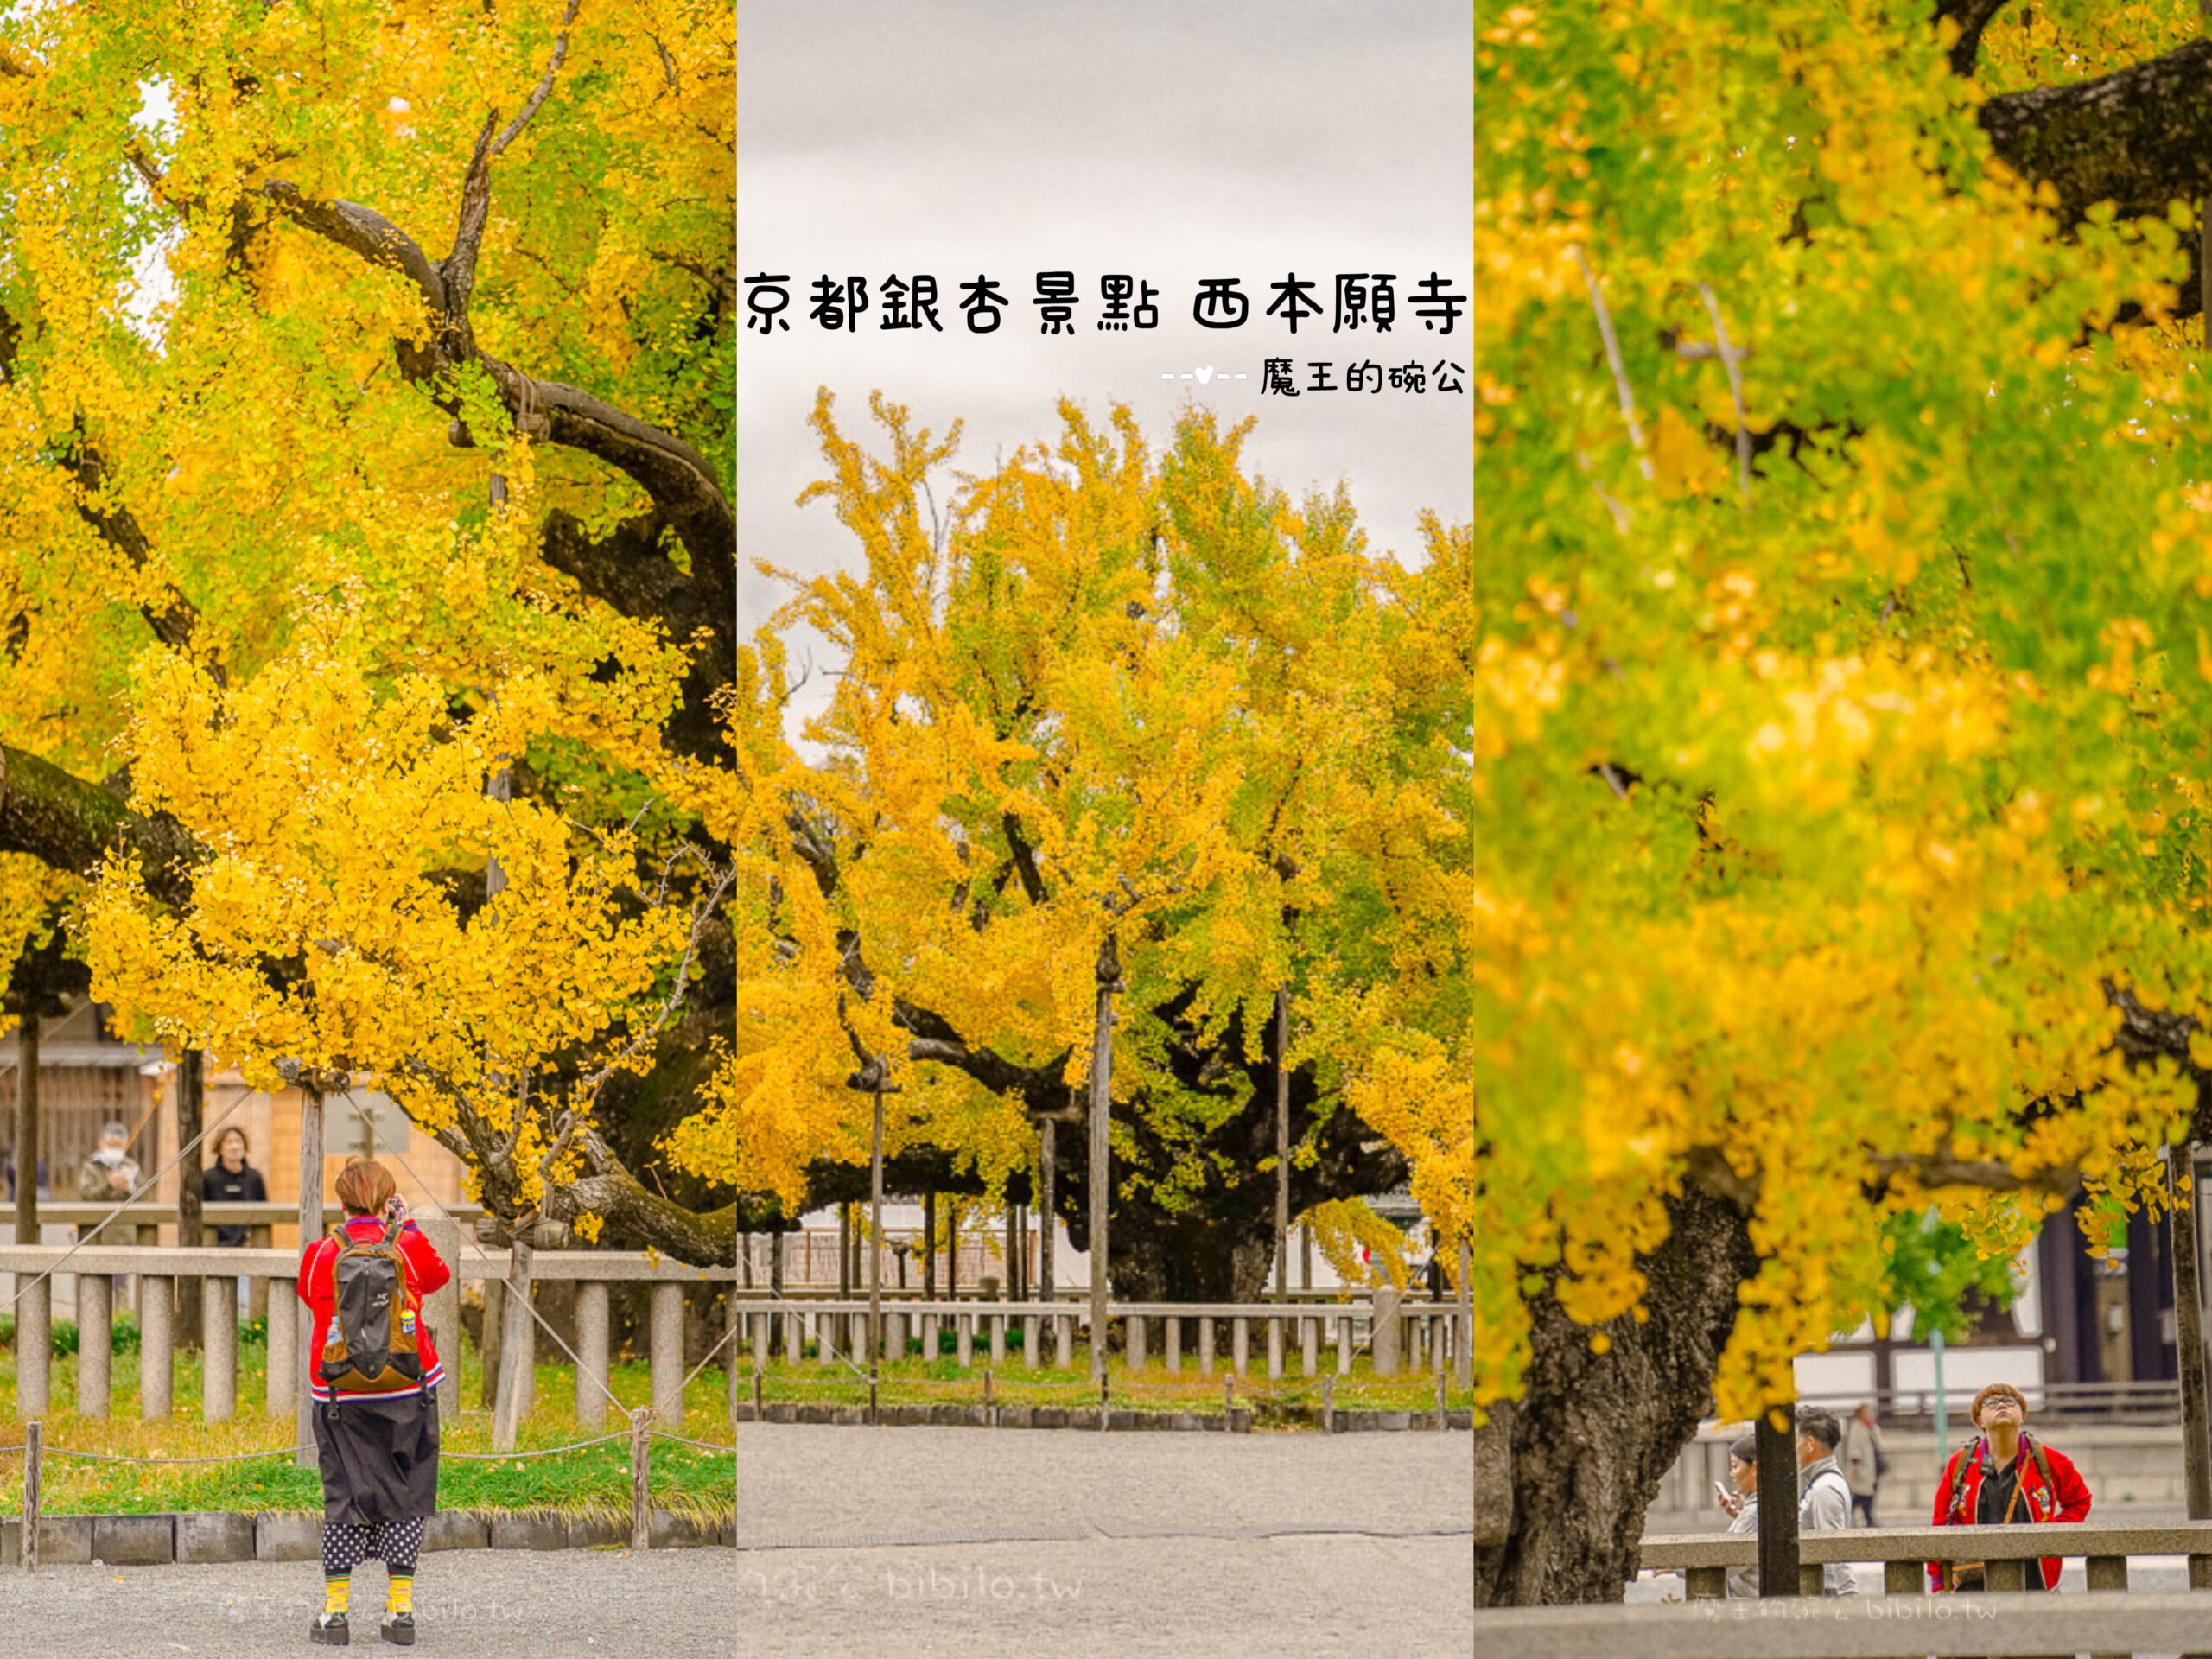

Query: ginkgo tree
[[0, 1, 738, 1261], [721, 392, 1466, 1301], [1474, 0, 2212, 1606]]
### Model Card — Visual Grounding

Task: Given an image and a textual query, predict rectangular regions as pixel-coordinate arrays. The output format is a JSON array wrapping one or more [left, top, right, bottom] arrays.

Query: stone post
[[265, 1287, 295, 1421], [416, 1211, 462, 1419], [76, 1271, 110, 1420], [139, 1274, 173, 1420], [203, 1271, 237, 1422], [1371, 1280, 1403, 1379], [651, 1281, 685, 1425], [576, 1280, 610, 1431]]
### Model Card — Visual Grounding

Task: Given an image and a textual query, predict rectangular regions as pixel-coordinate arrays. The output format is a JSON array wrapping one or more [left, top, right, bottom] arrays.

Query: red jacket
[[296, 1216, 451, 1402], [1928, 1433, 2091, 1591]]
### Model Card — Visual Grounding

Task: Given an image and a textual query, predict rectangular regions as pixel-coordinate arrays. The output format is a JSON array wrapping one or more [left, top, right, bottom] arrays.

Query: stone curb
[[0, 1510, 737, 1567], [732, 1402, 1475, 1432]]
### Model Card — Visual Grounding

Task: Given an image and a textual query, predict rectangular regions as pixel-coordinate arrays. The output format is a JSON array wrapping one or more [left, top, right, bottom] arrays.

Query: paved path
[[735, 1423, 1474, 1656], [0, 1548, 736, 1657]]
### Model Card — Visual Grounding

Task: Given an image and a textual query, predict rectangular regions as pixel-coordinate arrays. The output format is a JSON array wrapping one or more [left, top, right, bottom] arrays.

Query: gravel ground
[[735, 1422, 1474, 1656], [0, 1548, 736, 1658]]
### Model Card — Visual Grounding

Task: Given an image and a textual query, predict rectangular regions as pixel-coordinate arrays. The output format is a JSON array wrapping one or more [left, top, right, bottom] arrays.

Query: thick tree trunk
[[1473, 1179, 1758, 1606]]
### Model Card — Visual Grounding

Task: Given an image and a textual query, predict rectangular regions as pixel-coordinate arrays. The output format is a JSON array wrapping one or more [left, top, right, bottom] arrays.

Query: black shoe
[[310, 1612, 350, 1646], [380, 1613, 415, 1647]]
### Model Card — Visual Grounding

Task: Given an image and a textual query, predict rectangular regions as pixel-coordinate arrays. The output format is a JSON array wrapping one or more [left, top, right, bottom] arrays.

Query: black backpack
[[318, 1221, 425, 1394]]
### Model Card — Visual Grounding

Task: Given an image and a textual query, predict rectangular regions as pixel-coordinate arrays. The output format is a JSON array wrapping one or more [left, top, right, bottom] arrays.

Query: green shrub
[[47, 1313, 140, 1357]]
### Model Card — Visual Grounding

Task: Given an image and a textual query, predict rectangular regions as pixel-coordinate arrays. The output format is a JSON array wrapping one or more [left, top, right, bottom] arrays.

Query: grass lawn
[[747, 1340, 1475, 1425], [0, 1329, 734, 1521]]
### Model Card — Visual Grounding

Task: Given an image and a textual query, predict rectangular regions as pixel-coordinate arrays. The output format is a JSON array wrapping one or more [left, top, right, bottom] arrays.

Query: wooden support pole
[[12, 1010, 37, 1247], [493, 1230, 537, 1451], [1274, 985, 1290, 1304], [769, 1229, 784, 1352], [294, 1086, 324, 1468], [175, 1050, 204, 1354], [923, 1189, 936, 1302], [1457, 1236, 1473, 1389], [629, 1407, 652, 1552], [22, 1419, 39, 1574], [2172, 1142, 2212, 1520], [1088, 937, 1119, 1381], [1038, 1122, 1055, 1301], [868, 1076, 886, 1364], [1755, 1404, 1801, 1597]]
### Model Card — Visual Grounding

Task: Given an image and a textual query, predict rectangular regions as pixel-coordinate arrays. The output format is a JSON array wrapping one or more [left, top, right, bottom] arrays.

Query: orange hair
[[334, 1157, 396, 1217]]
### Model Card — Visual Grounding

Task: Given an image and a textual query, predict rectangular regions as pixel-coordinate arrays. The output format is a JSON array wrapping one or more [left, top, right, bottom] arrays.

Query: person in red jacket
[[298, 1157, 450, 1646], [1928, 1382, 2091, 1592]]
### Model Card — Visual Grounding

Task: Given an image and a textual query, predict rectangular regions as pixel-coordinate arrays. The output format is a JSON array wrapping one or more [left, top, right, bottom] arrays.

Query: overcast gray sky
[[738, 0, 1472, 709]]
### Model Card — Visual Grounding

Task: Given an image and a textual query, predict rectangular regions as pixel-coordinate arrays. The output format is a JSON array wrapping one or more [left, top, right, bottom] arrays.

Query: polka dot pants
[[322, 1516, 424, 1577]]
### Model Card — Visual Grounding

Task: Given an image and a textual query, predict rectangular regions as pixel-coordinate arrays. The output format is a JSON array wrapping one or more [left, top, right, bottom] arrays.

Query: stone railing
[[1473, 1523, 2212, 1659], [1480, 1592, 2212, 1659], [22, 1202, 488, 1236], [3, 1205, 488, 1322], [1, 1232, 740, 1429], [739, 1294, 1470, 1382], [1637, 1520, 2212, 1599]]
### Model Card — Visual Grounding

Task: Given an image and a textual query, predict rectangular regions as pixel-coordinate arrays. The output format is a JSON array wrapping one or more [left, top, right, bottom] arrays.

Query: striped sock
[[388, 1574, 412, 1616], [324, 1574, 350, 1615]]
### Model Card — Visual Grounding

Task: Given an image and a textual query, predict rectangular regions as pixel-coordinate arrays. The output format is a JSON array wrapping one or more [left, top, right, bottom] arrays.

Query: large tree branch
[[539, 508, 731, 761], [67, 441, 213, 671], [251, 181, 448, 312], [549, 1127, 734, 1264], [1934, 0, 2012, 78], [0, 302, 213, 671], [1980, 40, 2212, 241], [0, 744, 194, 905], [1863, 1152, 2080, 1197], [226, 181, 732, 596]]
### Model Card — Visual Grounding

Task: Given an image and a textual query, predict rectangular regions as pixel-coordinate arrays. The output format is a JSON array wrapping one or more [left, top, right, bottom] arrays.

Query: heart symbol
[[1195, 365, 1214, 384]]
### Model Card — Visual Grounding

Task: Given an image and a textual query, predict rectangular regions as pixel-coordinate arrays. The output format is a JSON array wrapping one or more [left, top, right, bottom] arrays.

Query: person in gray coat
[[1716, 1433, 1761, 1598], [1796, 1407, 1859, 1594]]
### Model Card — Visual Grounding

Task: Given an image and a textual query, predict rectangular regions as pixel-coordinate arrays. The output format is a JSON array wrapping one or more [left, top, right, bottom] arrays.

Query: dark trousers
[[1850, 1491, 1876, 1528]]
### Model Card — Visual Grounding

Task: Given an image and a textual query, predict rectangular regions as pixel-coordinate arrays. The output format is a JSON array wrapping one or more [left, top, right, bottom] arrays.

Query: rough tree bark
[[1473, 1177, 1759, 1607], [1979, 40, 2212, 234]]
